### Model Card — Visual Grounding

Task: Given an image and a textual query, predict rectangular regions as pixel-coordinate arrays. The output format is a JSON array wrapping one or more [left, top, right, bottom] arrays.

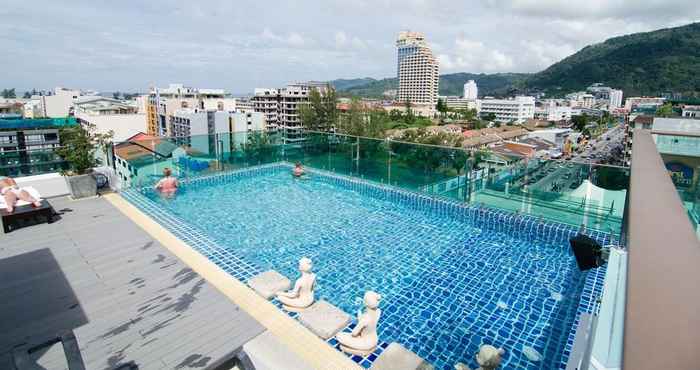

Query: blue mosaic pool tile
[[122, 161, 614, 370]]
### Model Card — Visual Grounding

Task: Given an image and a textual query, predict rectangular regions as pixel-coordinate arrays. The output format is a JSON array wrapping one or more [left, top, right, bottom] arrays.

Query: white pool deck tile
[[297, 300, 352, 340], [248, 270, 292, 299], [370, 342, 432, 370]]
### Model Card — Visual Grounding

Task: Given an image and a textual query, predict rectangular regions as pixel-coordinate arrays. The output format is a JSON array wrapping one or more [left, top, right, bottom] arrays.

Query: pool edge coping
[[103, 192, 362, 370]]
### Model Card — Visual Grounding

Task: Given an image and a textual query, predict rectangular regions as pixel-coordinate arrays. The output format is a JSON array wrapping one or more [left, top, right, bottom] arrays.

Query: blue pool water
[[141, 166, 594, 369]]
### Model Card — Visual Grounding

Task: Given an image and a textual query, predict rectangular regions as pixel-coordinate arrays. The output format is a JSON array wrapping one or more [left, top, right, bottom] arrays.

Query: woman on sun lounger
[[154, 168, 179, 196], [0, 177, 42, 213]]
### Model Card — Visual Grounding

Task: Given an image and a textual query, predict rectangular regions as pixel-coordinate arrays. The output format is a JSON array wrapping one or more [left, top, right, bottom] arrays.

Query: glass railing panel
[[353, 136, 390, 185], [0, 147, 69, 177], [386, 140, 465, 194], [472, 160, 628, 234], [115, 130, 630, 235]]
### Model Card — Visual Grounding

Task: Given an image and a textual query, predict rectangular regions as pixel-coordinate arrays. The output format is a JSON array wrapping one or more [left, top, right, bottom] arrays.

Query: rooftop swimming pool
[[126, 163, 607, 370]]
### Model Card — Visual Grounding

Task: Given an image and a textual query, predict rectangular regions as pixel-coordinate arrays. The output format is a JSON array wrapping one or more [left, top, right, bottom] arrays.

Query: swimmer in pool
[[154, 168, 179, 196], [292, 162, 305, 178]]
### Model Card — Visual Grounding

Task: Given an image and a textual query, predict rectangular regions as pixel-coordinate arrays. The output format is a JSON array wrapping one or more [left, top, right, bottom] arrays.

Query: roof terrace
[[1, 127, 698, 369]]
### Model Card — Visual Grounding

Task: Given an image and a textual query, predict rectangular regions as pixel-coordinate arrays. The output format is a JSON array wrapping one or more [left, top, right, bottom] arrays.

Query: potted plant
[[57, 123, 113, 199]]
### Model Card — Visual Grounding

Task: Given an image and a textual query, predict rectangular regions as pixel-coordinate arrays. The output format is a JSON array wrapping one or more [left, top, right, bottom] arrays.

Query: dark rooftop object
[[0, 196, 263, 369]]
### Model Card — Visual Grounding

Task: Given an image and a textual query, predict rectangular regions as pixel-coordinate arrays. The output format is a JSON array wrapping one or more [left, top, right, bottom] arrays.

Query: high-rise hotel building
[[396, 31, 439, 106]]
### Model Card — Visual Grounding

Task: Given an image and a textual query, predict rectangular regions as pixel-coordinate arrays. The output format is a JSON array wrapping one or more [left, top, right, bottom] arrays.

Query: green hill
[[524, 22, 700, 96], [332, 73, 528, 98], [333, 22, 700, 99]]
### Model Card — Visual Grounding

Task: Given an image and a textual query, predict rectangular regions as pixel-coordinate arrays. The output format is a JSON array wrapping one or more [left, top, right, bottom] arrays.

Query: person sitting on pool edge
[[1, 176, 42, 213], [154, 168, 179, 195], [292, 162, 305, 177]]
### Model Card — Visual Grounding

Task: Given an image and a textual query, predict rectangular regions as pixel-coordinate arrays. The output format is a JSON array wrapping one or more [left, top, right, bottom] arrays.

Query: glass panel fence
[[117, 130, 629, 235], [0, 147, 69, 177], [652, 133, 700, 235]]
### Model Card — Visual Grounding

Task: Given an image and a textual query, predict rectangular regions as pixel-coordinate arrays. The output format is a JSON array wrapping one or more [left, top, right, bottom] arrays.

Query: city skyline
[[2, 0, 699, 94]]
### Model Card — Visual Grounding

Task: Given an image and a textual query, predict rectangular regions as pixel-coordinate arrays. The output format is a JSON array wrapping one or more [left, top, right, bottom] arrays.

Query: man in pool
[[292, 162, 305, 178], [1, 176, 42, 213], [154, 168, 179, 196]]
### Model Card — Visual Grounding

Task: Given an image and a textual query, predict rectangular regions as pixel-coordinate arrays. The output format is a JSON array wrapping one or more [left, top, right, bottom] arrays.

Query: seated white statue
[[336, 291, 381, 355], [276, 257, 316, 310]]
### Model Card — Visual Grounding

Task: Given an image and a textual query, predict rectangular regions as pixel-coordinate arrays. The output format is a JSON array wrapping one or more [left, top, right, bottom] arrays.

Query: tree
[[404, 99, 415, 125], [572, 114, 589, 132], [1, 88, 16, 98], [57, 123, 113, 175], [299, 84, 338, 132], [112, 91, 121, 100], [482, 112, 496, 122], [23, 91, 31, 99], [436, 98, 448, 115], [656, 103, 675, 118]]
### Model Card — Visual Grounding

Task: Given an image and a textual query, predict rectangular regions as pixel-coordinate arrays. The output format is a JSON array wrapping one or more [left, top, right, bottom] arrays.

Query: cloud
[[487, 0, 700, 21], [438, 38, 515, 73], [0, 0, 697, 92], [260, 28, 311, 47]]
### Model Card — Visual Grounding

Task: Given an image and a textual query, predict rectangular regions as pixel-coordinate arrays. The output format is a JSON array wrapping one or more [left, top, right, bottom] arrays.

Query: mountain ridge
[[332, 22, 700, 98]]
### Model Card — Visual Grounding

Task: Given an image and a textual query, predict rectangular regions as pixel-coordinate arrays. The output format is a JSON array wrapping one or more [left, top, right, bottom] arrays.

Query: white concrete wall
[[15, 173, 70, 198], [76, 113, 148, 142]]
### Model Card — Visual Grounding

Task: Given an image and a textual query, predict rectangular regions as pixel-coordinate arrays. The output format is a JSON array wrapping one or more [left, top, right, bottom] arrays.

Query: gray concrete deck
[[0, 196, 264, 370]]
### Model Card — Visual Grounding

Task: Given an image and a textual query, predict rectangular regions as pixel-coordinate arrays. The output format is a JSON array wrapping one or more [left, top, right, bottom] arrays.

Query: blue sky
[[1, 0, 698, 94]]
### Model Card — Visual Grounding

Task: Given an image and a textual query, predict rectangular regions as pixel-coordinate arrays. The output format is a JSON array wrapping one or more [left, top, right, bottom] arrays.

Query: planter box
[[64, 174, 97, 199]]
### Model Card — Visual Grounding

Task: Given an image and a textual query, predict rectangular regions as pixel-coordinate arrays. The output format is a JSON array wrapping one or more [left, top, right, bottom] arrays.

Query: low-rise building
[[440, 96, 477, 111], [0, 117, 76, 177], [682, 105, 700, 118], [74, 97, 147, 142], [382, 103, 436, 118], [476, 96, 535, 124], [0, 102, 23, 118], [624, 96, 666, 111], [527, 128, 573, 149], [567, 92, 596, 109], [39, 87, 91, 117], [534, 103, 572, 122]]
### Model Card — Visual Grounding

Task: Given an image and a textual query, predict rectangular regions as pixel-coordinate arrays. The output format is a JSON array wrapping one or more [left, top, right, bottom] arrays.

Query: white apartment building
[[477, 96, 535, 124], [251, 82, 328, 144], [74, 97, 147, 142], [146, 84, 236, 136], [567, 92, 596, 109], [396, 31, 439, 106], [39, 87, 90, 117], [534, 101, 573, 122], [609, 89, 623, 109], [463, 80, 478, 100], [170, 108, 264, 138]]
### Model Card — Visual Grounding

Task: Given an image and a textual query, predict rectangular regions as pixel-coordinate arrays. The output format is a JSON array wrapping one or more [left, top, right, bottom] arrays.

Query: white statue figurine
[[336, 291, 381, 356], [454, 345, 505, 370], [276, 257, 316, 311]]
